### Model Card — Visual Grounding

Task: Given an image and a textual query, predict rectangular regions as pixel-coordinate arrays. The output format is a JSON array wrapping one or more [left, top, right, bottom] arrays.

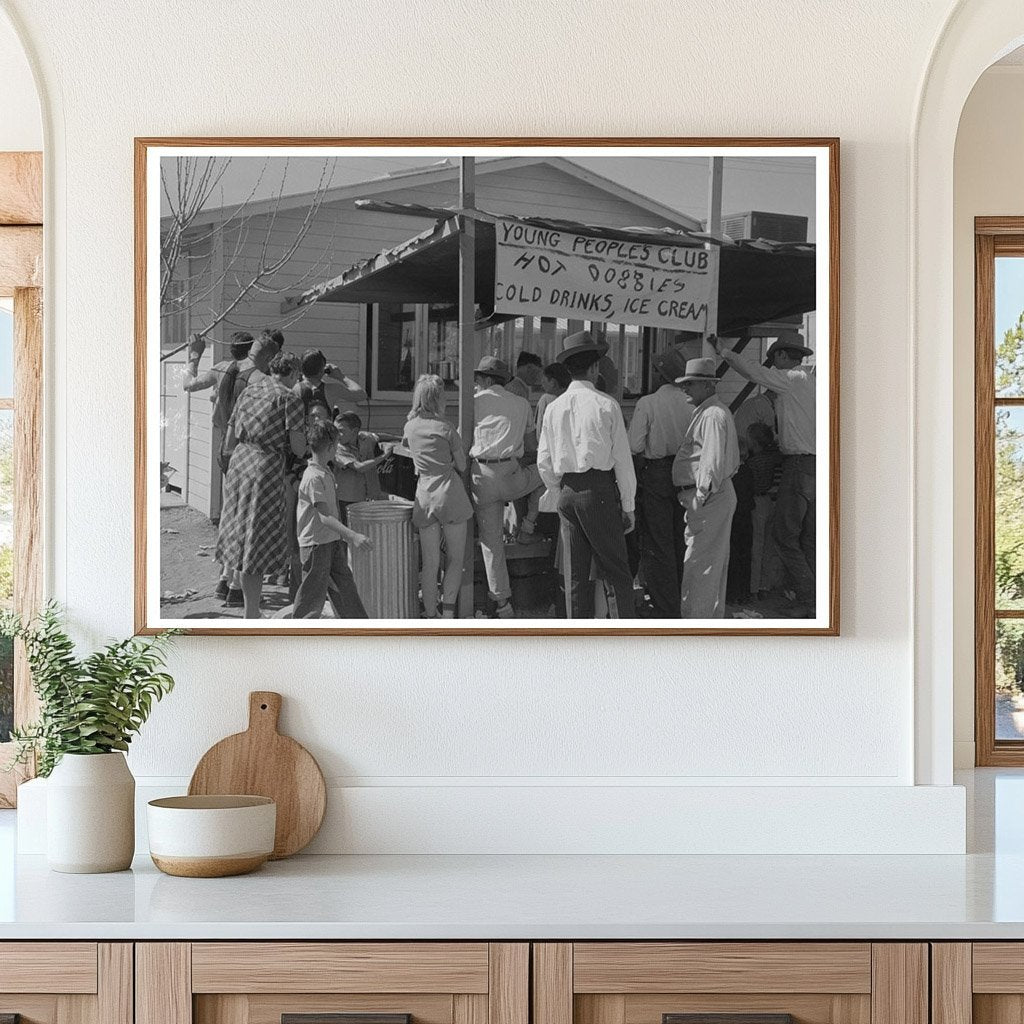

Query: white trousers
[[680, 479, 737, 619], [471, 460, 540, 603]]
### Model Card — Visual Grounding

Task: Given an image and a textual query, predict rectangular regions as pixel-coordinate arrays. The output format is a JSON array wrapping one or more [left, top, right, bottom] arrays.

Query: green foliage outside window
[[996, 313, 1024, 695]]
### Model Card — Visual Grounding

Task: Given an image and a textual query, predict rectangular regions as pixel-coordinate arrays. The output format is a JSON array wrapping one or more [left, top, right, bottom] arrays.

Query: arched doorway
[[954, 47, 1024, 766], [913, 2, 1024, 784]]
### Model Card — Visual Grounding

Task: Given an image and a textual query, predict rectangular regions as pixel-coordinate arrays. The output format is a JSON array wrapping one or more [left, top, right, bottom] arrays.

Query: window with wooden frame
[[0, 152, 44, 806], [976, 218, 1024, 765]]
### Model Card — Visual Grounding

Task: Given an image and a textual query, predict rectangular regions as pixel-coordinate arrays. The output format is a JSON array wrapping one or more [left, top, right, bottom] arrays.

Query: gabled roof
[[172, 156, 703, 232]]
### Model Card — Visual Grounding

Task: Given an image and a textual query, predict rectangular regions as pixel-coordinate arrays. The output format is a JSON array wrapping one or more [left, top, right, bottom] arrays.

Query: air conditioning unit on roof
[[721, 211, 808, 243]]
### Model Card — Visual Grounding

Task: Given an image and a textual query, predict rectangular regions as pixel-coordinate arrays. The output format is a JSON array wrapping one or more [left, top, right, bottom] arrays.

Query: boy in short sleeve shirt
[[293, 419, 373, 619]]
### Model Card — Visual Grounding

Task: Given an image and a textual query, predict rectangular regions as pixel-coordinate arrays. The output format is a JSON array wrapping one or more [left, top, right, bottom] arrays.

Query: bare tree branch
[[159, 156, 339, 349]]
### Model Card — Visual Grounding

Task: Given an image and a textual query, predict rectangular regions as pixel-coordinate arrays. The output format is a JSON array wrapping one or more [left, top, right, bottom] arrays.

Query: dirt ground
[[159, 500, 291, 620], [159, 497, 808, 622]]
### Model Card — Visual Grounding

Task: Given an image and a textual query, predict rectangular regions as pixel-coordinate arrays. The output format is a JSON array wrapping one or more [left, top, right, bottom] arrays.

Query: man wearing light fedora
[[469, 355, 541, 618], [538, 331, 636, 619], [627, 346, 695, 617], [672, 357, 740, 618], [712, 330, 817, 616]]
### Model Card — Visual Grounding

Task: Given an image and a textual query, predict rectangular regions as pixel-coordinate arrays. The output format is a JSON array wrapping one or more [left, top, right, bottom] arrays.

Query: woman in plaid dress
[[216, 352, 306, 618]]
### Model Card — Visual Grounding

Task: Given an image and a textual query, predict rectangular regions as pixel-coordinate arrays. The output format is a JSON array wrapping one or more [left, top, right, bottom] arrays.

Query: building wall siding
[[179, 161, 702, 517]]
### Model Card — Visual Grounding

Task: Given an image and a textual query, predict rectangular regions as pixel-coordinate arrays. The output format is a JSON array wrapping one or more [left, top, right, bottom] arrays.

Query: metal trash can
[[347, 498, 418, 618]]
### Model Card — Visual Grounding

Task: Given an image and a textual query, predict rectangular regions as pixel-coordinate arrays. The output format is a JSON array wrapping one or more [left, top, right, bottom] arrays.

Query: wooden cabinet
[[0, 938, 945, 1024], [0, 943, 132, 1024], [932, 943, 1024, 1024], [532, 943, 928, 1024], [136, 944, 528, 1024]]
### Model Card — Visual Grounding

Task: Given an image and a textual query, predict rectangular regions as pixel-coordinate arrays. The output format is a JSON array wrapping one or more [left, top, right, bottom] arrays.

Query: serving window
[[370, 301, 683, 401]]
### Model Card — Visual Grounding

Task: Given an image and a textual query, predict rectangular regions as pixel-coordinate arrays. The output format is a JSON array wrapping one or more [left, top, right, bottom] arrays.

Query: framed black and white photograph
[[135, 138, 838, 635]]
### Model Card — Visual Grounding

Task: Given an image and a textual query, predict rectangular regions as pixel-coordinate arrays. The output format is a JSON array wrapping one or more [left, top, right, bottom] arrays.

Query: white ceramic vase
[[46, 752, 135, 873]]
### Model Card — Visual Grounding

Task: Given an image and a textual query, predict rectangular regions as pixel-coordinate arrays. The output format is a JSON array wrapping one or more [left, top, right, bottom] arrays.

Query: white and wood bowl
[[147, 795, 276, 877]]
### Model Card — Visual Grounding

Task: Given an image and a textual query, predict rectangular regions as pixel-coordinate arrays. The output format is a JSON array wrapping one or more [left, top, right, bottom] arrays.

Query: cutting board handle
[[248, 691, 282, 734]]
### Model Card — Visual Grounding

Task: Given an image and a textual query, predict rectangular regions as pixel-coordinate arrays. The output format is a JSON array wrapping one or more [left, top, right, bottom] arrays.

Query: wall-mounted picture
[[136, 138, 838, 635]]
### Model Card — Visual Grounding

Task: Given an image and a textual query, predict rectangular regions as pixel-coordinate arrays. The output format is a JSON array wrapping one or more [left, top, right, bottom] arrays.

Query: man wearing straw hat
[[712, 330, 817, 616], [627, 346, 695, 617], [672, 357, 740, 618], [538, 331, 636, 619], [470, 355, 541, 619]]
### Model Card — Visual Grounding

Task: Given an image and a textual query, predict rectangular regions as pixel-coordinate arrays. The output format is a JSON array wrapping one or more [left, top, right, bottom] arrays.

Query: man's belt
[[474, 456, 516, 464]]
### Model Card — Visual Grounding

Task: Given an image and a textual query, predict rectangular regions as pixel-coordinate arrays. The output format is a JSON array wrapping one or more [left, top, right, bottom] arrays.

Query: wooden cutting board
[[188, 691, 326, 859]]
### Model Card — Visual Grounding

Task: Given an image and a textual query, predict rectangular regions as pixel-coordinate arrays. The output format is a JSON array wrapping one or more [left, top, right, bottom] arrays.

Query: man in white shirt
[[672, 358, 740, 618], [713, 331, 816, 615], [538, 332, 636, 618], [627, 347, 694, 617], [470, 356, 541, 618]]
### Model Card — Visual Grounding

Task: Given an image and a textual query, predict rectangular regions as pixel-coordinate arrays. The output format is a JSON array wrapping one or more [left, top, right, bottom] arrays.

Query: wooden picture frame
[[135, 137, 839, 636]]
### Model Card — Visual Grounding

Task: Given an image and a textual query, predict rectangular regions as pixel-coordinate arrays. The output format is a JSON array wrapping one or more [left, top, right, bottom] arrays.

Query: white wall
[[952, 66, 1024, 767], [0, 11, 39, 152], [0, 0, 976, 852]]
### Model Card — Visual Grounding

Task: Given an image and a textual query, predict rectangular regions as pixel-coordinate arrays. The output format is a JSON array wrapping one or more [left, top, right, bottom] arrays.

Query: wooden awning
[[283, 206, 817, 336]]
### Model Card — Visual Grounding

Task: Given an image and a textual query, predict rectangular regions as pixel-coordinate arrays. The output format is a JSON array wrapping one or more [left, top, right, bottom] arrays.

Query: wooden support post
[[703, 156, 724, 359], [458, 158, 476, 619], [720, 331, 758, 413]]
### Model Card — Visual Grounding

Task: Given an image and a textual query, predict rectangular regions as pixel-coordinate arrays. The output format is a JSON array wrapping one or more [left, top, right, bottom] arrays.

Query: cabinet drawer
[[0, 943, 130, 1024], [973, 944, 1024, 992], [139, 943, 528, 1024], [0, 942, 99, 994], [191, 944, 490, 994], [572, 944, 872, 994], [936, 942, 1024, 1024], [534, 943, 925, 1024]]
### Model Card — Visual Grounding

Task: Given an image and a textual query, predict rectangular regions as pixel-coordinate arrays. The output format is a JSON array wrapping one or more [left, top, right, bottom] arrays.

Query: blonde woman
[[402, 374, 473, 618]]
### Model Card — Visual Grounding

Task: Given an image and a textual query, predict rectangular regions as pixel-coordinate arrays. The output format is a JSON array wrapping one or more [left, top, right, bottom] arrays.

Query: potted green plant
[[2, 603, 178, 873]]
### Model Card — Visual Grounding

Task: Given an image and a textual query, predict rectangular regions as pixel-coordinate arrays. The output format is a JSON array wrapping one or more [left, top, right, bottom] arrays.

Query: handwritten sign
[[493, 219, 715, 331]]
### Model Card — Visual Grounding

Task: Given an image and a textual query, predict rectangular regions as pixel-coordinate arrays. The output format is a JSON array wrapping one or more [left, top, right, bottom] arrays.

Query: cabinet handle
[[283, 1015, 411, 1024], [664, 1016, 794, 1024]]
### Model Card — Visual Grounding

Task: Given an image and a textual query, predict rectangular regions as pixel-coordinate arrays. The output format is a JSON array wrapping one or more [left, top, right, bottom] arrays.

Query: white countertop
[[1, 849, 1023, 940], [1, 769, 1021, 941]]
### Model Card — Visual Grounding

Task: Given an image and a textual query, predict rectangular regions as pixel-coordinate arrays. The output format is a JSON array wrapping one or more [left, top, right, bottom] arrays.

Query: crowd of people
[[181, 329, 388, 619], [400, 327, 817, 620], [176, 323, 817, 621]]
